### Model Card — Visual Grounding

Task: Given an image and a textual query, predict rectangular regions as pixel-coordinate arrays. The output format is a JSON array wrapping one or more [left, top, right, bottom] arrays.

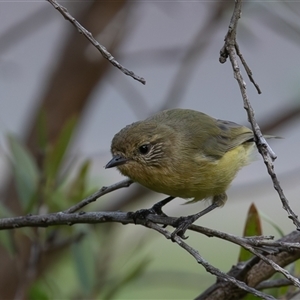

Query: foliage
[[1, 118, 152, 299]]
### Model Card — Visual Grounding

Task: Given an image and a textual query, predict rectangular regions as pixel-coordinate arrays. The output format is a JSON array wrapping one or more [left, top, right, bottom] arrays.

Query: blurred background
[[0, 1, 300, 299]]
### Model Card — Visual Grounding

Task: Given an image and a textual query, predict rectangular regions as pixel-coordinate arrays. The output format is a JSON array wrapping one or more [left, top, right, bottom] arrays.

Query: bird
[[105, 108, 272, 238]]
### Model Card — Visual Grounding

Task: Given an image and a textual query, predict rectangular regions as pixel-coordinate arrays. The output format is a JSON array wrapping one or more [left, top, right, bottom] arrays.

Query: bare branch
[[235, 42, 261, 94], [65, 179, 133, 213], [46, 0, 146, 85], [219, 0, 300, 230], [237, 237, 300, 287], [256, 278, 295, 290], [144, 221, 275, 300], [196, 230, 300, 300], [1, 206, 300, 295], [159, 1, 230, 111]]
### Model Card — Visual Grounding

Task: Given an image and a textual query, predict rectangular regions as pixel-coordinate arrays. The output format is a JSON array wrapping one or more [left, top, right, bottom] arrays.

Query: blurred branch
[[108, 79, 150, 119], [47, 0, 146, 85], [219, 0, 300, 230], [159, 0, 231, 111], [261, 102, 300, 133], [0, 5, 56, 54], [256, 278, 295, 290], [258, 3, 300, 48], [13, 240, 42, 300]]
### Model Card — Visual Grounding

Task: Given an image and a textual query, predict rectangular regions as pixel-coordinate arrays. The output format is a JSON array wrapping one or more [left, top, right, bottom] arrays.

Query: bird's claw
[[171, 216, 195, 240]]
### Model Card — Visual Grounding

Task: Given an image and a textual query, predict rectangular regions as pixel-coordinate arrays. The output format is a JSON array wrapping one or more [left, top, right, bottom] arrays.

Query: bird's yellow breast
[[120, 142, 254, 202]]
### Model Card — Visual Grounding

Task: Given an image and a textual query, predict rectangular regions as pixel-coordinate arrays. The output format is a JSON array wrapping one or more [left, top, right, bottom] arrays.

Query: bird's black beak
[[105, 155, 128, 169]]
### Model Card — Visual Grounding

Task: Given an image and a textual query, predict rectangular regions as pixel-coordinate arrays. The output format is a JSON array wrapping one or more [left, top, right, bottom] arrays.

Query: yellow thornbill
[[106, 108, 271, 237]]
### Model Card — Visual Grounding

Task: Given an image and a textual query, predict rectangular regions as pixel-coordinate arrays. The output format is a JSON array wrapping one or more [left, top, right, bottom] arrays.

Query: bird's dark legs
[[128, 196, 175, 222], [128, 193, 225, 239], [172, 193, 227, 239], [171, 202, 219, 239], [151, 196, 175, 215]]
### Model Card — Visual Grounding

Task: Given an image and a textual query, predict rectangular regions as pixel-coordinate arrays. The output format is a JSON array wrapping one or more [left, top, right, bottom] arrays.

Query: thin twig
[[46, 0, 146, 85], [188, 224, 300, 252], [235, 42, 261, 94], [65, 179, 133, 213], [256, 278, 295, 290], [238, 239, 300, 288], [219, 0, 300, 230]]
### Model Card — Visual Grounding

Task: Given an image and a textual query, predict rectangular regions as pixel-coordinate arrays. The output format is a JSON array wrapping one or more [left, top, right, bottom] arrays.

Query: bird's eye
[[138, 144, 151, 155]]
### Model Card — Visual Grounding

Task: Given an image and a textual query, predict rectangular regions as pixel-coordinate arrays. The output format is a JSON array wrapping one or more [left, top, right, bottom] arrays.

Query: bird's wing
[[201, 119, 254, 160]]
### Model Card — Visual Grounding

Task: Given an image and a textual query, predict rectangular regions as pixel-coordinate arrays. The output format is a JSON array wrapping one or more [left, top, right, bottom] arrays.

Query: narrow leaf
[[45, 116, 77, 181], [260, 211, 285, 237], [36, 110, 48, 151], [238, 203, 262, 262], [104, 257, 151, 300], [72, 236, 95, 295], [0, 231, 15, 257], [7, 134, 39, 211], [67, 160, 91, 204]]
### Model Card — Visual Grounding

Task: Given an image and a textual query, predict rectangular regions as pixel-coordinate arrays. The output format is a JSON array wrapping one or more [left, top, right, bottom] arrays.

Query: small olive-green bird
[[106, 108, 266, 236]]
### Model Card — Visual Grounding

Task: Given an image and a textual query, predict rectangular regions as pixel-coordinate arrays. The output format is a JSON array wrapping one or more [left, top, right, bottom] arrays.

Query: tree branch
[[145, 221, 275, 300], [219, 0, 300, 230], [1, 206, 300, 298], [64, 179, 133, 213], [196, 230, 300, 300], [256, 278, 296, 290], [46, 0, 146, 85]]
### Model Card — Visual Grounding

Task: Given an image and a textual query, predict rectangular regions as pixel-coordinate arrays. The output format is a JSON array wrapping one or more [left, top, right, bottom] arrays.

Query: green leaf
[[119, 257, 151, 286], [243, 293, 263, 300], [294, 257, 300, 276], [36, 110, 48, 151], [0, 231, 15, 257], [0, 202, 14, 218], [238, 203, 262, 262], [7, 134, 39, 212], [45, 116, 77, 182], [72, 235, 95, 295], [28, 283, 50, 300], [260, 211, 285, 237], [67, 160, 91, 203], [103, 257, 151, 300]]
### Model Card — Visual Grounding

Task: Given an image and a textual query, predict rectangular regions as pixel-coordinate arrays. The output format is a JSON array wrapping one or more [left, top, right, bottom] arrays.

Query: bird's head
[[105, 120, 176, 181]]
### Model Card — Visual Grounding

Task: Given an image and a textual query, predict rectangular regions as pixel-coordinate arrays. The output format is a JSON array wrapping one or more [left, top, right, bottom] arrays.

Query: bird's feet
[[171, 215, 198, 240], [171, 201, 222, 240]]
